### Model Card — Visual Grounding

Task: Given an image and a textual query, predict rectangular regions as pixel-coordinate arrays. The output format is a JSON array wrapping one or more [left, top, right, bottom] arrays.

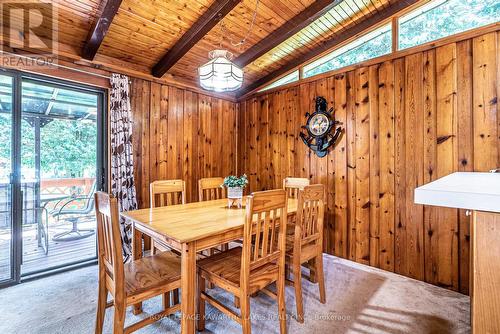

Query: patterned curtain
[[110, 73, 138, 258]]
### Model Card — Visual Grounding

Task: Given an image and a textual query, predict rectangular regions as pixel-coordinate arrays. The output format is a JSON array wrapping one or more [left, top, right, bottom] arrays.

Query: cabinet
[[471, 211, 500, 333]]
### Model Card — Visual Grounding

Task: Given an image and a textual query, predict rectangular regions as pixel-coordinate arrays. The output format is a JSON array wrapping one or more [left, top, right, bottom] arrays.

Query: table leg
[[181, 241, 196, 334], [132, 224, 143, 315]]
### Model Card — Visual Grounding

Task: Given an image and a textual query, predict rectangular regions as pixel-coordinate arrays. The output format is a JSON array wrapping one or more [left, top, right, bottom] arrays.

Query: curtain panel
[[109, 73, 138, 258]]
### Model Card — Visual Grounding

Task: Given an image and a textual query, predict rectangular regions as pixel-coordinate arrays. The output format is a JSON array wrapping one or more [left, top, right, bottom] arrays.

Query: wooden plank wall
[[130, 78, 238, 207], [237, 31, 499, 294]]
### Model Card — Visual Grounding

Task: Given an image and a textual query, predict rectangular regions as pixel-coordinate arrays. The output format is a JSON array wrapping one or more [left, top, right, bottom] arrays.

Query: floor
[[0, 217, 96, 278], [0, 254, 470, 334]]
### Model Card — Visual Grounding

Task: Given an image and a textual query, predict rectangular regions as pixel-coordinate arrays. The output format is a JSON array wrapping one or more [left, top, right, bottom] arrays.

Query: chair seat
[[197, 247, 279, 294], [285, 238, 320, 265], [124, 251, 181, 297]]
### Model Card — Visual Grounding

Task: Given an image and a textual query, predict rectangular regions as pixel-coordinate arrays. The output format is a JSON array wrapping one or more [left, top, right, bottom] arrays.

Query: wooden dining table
[[121, 197, 298, 334]]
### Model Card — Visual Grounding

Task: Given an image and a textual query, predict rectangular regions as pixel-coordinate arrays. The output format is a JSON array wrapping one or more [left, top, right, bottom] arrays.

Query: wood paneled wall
[[238, 31, 500, 294], [130, 78, 238, 207]]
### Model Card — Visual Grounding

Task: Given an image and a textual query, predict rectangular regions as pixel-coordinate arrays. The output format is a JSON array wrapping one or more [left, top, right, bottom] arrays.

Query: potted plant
[[222, 174, 248, 208]]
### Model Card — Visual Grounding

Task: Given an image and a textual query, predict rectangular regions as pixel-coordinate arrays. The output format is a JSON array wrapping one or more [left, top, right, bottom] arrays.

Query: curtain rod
[[0, 50, 112, 80]]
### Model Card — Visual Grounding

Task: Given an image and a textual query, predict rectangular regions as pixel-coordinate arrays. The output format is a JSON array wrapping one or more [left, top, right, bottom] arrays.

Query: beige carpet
[[0, 255, 470, 334]]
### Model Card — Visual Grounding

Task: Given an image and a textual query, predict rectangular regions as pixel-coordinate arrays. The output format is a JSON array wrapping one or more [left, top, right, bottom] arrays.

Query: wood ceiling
[[3, 0, 418, 96]]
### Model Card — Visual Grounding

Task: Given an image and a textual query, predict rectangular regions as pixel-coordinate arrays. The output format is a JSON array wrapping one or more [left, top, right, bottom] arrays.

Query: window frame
[[258, 70, 300, 93], [256, 0, 499, 94], [397, 0, 499, 50], [302, 23, 392, 79]]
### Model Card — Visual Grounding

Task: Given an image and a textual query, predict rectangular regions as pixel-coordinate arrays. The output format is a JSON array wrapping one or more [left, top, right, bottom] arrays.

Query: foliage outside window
[[399, 0, 500, 49], [19, 118, 97, 180], [303, 24, 392, 79], [259, 70, 299, 92], [0, 77, 12, 181], [0, 79, 98, 181]]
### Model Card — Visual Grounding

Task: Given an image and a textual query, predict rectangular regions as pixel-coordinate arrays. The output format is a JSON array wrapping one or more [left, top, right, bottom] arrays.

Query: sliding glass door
[[0, 73, 18, 285], [0, 69, 107, 286]]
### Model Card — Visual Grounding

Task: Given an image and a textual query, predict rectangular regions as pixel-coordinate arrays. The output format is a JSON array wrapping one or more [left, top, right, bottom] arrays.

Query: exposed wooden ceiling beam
[[234, 0, 345, 68], [238, 0, 419, 98], [82, 0, 123, 60], [152, 0, 241, 78]]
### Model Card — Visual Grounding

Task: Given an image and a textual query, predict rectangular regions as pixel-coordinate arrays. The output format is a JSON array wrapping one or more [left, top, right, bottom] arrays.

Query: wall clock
[[300, 96, 343, 158]]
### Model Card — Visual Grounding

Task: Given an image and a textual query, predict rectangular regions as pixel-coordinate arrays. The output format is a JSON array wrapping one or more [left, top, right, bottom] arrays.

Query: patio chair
[[51, 182, 96, 241]]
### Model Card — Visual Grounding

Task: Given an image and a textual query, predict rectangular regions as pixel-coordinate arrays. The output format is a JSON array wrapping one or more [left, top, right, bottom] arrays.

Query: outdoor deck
[[0, 217, 96, 279], [0, 177, 97, 280]]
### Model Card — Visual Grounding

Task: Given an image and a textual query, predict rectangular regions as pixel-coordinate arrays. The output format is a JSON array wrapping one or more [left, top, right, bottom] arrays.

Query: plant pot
[[227, 186, 243, 199]]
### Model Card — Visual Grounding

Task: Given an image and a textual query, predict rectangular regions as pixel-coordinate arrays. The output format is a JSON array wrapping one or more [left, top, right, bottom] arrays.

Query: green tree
[[0, 116, 96, 179], [40, 119, 97, 178], [399, 0, 500, 49]]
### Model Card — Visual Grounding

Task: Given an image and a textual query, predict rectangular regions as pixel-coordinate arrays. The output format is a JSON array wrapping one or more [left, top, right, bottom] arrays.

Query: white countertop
[[414, 172, 500, 213]]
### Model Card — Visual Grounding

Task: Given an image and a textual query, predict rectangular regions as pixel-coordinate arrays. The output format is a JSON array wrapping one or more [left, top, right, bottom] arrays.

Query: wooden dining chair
[[197, 189, 288, 334], [150, 179, 186, 208], [198, 177, 226, 201], [94, 192, 181, 334], [149, 180, 185, 307], [150, 180, 186, 253], [283, 177, 310, 199], [283, 177, 318, 282], [199, 177, 230, 255], [285, 184, 326, 323]]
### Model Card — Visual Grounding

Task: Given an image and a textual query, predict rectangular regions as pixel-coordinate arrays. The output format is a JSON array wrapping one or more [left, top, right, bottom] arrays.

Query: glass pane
[[20, 79, 98, 275], [40, 119, 97, 179], [21, 97, 49, 115], [21, 118, 36, 182], [399, 0, 500, 49], [21, 80, 98, 121], [20, 118, 38, 260], [259, 71, 299, 92], [55, 88, 98, 106], [22, 81, 54, 100], [0, 75, 13, 112], [304, 24, 392, 79], [0, 75, 13, 282], [49, 103, 97, 120]]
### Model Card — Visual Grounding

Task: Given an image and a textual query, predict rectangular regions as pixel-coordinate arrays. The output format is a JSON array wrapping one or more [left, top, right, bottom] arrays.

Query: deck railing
[[0, 177, 95, 228]]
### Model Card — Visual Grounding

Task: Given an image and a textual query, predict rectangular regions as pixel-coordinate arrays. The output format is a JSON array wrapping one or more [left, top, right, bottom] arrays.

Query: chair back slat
[[198, 177, 225, 201], [94, 192, 124, 291], [150, 180, 186, 208], [242, 190, 287, 277], [283, 177, 310, 199], [261, 212, 270, 258], [296, 184, 325, 246]]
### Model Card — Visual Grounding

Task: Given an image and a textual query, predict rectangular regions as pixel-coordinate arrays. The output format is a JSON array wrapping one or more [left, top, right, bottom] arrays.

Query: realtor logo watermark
[[1, 1, 58, 67]]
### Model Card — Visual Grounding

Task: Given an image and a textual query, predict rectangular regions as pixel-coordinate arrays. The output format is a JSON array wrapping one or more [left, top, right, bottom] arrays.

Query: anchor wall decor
[[299, 96, 344, 158]]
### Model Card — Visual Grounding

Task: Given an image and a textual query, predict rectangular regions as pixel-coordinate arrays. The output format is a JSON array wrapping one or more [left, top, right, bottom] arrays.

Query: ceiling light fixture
[[198, 0, 260, 92], [198, 50, 243, 92]]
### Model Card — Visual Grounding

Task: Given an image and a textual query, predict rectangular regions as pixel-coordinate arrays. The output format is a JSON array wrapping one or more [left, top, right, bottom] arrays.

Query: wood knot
[[437, 135, 454, 144]]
